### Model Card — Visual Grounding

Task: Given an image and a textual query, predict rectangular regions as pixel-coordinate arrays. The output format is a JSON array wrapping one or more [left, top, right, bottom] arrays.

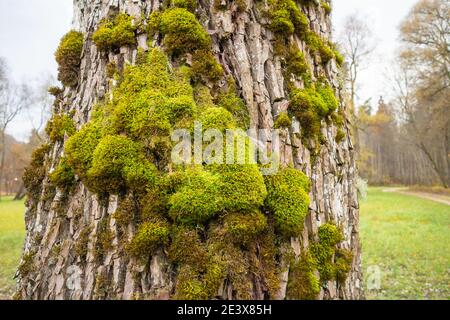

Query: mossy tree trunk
[[16, 0, 363, 300]]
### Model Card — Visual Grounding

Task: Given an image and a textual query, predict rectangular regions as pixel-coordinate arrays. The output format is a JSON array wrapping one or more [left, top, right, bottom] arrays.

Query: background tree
[[339, 13, 376, 154], [397, 0, 450, 187], [0, 59, 32, 199]]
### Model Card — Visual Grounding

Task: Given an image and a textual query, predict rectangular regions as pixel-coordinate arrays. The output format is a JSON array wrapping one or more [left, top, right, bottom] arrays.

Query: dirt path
[[382, 187, 450, 206]]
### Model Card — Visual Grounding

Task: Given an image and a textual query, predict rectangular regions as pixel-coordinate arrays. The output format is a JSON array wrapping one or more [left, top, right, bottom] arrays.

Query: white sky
[[332, 0, 418, 107], [0, 0, 418, 141]]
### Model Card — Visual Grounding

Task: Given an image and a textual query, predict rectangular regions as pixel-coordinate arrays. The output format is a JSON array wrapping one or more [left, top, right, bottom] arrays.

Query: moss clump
[[75, 227, 92, 262], [110, 49, 195, 142], [171, 0, 197, 12], [274, 112, 292, 129], [268, 0, 309, 36], [285, 46, 309, 78], [305, 31, 334, 63], [18, 252, 35, 276], [223, 211, 267, 244], [211, 164, 267, 213], [335, 248, 353, 283], [191, 49, 224, 83], [48, 86, 63, 97], [199, 107, 236, 131], [168, 227, 208, 269], [321, 1, 332, 15], [318, 223, 343, 246], [87, 135, 157, 194], [264, 167, 310, 238], [49, 157, 75, 190], [94, 218, 115, 260], [55, 30, 84, 88], [113, 196, 136, 231], [45, 114, 76, 143], [150, 8, 211, 55], [335, 128, 346, 143], [287, 251, 320, 300], [127, 220, 170, 258], [310, 223, 352, 283], [169, 168, 223, 225], [23, 144, 50, 202], [174, 265, 209, 300], [289, 83, 338, 141], [93, 13, 136, 52]]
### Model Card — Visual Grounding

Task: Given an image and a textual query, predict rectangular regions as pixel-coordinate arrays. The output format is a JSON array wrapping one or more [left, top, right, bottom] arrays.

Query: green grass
[[360, 188, 450, 300], [0, 197, 25, 299]]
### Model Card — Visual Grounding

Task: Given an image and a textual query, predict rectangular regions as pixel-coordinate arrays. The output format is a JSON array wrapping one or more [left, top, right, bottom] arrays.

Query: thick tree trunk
[[15, 0, 363, 300]]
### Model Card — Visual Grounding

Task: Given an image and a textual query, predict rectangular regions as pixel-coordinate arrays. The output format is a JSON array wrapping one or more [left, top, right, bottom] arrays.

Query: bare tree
[[339, 13, 376, 153], [0, 59, 32, 199], [27, 74, 55, 142], [396, 0, 450, 188]]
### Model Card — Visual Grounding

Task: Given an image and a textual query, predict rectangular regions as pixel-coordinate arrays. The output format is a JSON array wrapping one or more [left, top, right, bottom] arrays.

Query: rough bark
[[15, 0, 363, 300]]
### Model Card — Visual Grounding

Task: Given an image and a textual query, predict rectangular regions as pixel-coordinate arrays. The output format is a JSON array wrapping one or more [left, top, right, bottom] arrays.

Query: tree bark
[[15, 0, 364, 300]]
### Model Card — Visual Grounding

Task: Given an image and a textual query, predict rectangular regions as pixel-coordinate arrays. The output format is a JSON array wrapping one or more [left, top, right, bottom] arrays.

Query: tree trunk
[[15, 0, 363, 300]]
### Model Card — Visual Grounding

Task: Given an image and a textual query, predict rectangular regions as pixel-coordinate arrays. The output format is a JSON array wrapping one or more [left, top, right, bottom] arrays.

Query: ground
[[0, 197, 25, 299], [360, 188, 450, 300], [0, 189, 448, 300]]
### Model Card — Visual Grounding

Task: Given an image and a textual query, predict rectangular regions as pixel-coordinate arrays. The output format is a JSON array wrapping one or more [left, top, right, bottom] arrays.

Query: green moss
[[318, 223, 343, 246], [94, 218, 114, 260], [305, 31, 334, 63], [321, 1, 332, 15], [113, 196, 136, 231], [169, 168, 223, 225], [211, 164, 267, 213], [87, 135, 156, 194], [335, 248, 353, 283], [18, 252, 35, 277], [106, 62, 117, 78], [23, 144, 50, 202], [223, 211, 267, 245], [191, 49, 224, 82], [111, 48, 196, 143], [151, 8, 211, 55], [335, 128, 346, 143], [264, 167, 310, 238], [55, 30, 84, 88], [45, 114, 76, 143], [199, 107, 236, 131], [289, 83, 338, 141], [93, 13, 136, 52], [48, 86, 63, 97], [174, 265, 209, 300], [75, 227, 92, 262], [287, 251, 320, 300], [168, 227, 208, 269], [309, 223, 352, 283], [285, 47, 309, 78], [274, 112, 292, 129], [49, 157, 75, 190], [216, 78, 250, 129], [171, 0, 197, 12], [268, 0, 309, 36], [127, 219, 170, 258], [65, 122, 102, 178]]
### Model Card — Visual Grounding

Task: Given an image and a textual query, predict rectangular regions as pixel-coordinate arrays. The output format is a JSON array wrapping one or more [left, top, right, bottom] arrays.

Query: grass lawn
[[0, 197, 25, 299], [360, 188, 450, 300]]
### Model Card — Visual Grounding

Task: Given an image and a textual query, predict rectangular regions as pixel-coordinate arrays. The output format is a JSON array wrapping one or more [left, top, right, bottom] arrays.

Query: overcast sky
[[0, 0, 418, 141]]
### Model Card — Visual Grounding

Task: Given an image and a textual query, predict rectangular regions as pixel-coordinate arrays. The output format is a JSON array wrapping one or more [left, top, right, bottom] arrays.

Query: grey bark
[[15, 0, 364, 300]]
